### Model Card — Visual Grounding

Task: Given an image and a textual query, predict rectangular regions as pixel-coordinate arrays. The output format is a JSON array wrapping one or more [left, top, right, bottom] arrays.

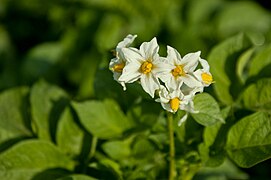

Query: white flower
[[157, 46, 202, 90], [109, 34, 137, 90], [155, 86, 195, 113], [194, 58, 213, 91], [118, 37, 163, 98], [156, 86, 198, 126]]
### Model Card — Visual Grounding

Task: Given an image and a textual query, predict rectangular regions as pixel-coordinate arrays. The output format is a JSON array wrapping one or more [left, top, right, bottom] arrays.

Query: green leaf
[[132, 138, 156, 158], [192, 93, 224, 126], [102, 138, 132, 161], [0, 87, 32, 144], [248, 44, 271, 79], [198, 107, 232, 167], [98, 158, 122, 179], [22, 42, 64, 81], [0, 140, 74, 180], [241, 78, 271, 112], [199, 122, 226, 167], [56, 107, 84, 157], [194, 159, 248, 180], [236, 48, 254, 84], [30, 80, 69, 141], [58, 174, 97, 180], [72, 99, 133, 139], [208, 33, 252, 105], [226, 112, 271, 167], [94, 14, 125, 51], [216, 1, 271, 38]]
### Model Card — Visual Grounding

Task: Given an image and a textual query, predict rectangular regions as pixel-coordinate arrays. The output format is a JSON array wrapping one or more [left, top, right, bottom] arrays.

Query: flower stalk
[[167, 112, 176, 180]]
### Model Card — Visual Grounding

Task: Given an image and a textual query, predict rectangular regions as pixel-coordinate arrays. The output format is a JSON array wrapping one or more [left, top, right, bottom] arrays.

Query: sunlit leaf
[[241, 78, 271, 112], [248, 44, 271, 79], [216, 1, 271, 38], [30, 80, 69, 141], [194, 159, 248, 180], [0, 140, 74, 180], [102, 138, 132, 160], [57, 174, 97, 180], [236, 48, 254, 84], [208, 33, 252, 105], [56, 107, 84, 157], [192, 93, 224, 126], [72, 99, 133, 139], [226, 112, 271, 167], [0, 87, 32, 144]]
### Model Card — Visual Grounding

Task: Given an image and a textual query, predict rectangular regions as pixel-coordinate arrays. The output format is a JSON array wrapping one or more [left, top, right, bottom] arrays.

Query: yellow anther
[[170, 97, 180, 112], [201, 73, 213, 84], [113, 63, 125, 73], [172, 65, 185, 77], [141, 61, 153, 74]]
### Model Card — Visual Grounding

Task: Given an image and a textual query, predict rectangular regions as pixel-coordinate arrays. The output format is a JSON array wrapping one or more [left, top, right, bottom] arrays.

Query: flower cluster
[[109, 35, 213, 125]]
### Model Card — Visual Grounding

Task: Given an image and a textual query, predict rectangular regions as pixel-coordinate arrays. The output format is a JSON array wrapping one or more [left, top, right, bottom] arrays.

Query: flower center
[[170, 97, 180, 112], [172, 65, 185, 77], [141, 61, 153, 74], [201, 73, 213, 84], [113, 63, 125, 73]]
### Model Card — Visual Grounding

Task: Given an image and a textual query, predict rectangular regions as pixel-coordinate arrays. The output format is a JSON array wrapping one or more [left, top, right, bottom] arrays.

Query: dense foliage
[[1, 0, 271, 179]]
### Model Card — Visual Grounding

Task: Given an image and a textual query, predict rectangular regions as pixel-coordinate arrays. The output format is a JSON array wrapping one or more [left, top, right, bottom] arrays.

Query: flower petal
[[119, 62, 141, 83], [140, 73, 160, 98], [122, 47, 144, 64], [167, 46, 181, 65], [116, 34, 137, 49], [182, 51, 200, 72], [166, 76, 180, 91], [139, 37, 159, 60], [199, 58, 210, 71], [162, 103, 173, 113], [178, 113, 188, 126], [152, 61, 174, 75], [182, 74, 202, 88]]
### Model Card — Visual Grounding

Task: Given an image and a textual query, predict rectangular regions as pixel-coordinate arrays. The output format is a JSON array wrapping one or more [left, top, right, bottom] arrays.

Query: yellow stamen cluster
[[170, 97, 180, 112], [172, 65, 185, 77], [201, 73, 213, 84], [141, 61, 153, 74], [113, 63, 125, 73]]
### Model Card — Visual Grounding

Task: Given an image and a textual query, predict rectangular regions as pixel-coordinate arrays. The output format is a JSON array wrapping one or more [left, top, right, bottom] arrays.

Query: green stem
[[167, 112, 176, 180], [89, 136, 98, 159]]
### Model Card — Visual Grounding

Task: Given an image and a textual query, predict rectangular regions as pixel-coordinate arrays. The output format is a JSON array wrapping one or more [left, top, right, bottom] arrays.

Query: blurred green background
[[1, 0, 271, 179], [1, 0, 271, 98]]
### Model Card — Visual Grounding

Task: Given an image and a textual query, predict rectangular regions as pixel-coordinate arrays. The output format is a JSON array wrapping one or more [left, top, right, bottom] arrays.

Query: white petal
[[152, 61, 174, 76], [170, 89, 183, 99], [116, 34, 137, 49], [120, 82, 127, 91], [199, 58, 210, 72], [194, 69, 204, 81], [182, 51, 200, 72], [139, 37, 159, 60], [122, 47, 144, 63], [167, 46, 181, 65], [140, 73, 160, 98], [178, 113, 188, 126], [182, 74, 202, 88], [112, 71, 121, 81], [161, 103, 173, 113], [165, 76, 179, 91], [109, 57, 121, 69], [158, 86, 170, 102], [119, 62, 141, 83]]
